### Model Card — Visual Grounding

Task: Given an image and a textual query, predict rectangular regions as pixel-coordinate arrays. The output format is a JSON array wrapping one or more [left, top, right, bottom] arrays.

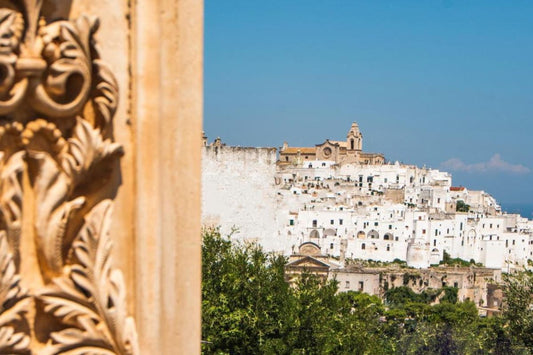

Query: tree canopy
[[202, 228, 533, 354]]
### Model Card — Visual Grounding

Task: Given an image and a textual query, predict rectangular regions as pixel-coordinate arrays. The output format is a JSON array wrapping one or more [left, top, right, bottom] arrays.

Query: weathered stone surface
[[0, 0, 203, 353]]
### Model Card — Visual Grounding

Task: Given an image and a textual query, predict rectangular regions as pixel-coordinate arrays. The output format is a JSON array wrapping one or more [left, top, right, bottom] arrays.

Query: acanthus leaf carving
[[61, 117, 123, 190], [25, 117, 122, 279], [0, 8, 27, 115], [0, 1, 139, 352], [92, 59, 119, 132], [0, 231, 30, 354], [40, 200, 139, 355]]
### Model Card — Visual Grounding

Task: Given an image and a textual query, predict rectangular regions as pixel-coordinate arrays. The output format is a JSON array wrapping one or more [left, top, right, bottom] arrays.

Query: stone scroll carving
[[0, 1, 139, 353]]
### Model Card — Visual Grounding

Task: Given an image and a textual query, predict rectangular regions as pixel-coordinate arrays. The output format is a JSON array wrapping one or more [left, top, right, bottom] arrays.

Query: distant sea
[[500, 203, 533, 220]]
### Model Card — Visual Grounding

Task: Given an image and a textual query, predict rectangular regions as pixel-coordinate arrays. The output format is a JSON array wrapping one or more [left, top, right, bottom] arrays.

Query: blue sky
[[204, 1, 533, 204]]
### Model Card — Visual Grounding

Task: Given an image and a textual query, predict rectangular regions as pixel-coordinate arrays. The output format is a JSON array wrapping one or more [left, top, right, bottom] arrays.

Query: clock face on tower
[[323, 147, 332, 157]]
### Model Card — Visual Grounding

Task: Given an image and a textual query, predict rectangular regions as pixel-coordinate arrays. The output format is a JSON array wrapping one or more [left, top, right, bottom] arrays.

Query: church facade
[[279, 122, 385, 165]]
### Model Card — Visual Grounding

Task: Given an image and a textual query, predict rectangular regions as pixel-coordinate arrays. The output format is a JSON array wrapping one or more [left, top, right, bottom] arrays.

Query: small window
[[312, 220, 317, 228], [362, 243, 366, 250], [330, 219, 334, 225], [339, 219, 343, 225], [374, 222, 378, 226], [345, 281, 350, 288], [358, 281, 364, 291], [422, 229, 426, 234], [330, 243, 334, 249], [289, 219, 294, 226]]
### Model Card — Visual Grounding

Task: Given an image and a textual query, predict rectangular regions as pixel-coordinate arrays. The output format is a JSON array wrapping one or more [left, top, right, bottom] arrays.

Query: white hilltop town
[[202, 123, 533, 276]]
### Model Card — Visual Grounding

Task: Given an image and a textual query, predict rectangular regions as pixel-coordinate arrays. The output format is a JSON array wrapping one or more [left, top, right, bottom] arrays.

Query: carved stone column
[[0, 0, 203, 353]]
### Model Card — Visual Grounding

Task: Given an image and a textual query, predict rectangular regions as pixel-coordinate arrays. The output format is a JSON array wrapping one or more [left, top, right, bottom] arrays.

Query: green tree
[[502, 271, 533, 352], [456, 200, 470, 212], [202, 228, 294, 354]]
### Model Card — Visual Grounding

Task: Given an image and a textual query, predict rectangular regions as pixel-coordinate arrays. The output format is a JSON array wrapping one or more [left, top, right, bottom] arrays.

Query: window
[[330, 219, 334, 225], [289, 219, 294, 226], [345, 281, 350, 288], [362, 243, 366, 250], [389, 225, 392, 230], [350, 139, 354, 150], [395, 236, 399, 241], [386, 245, 390, 251], [422, 229, 426, 234], [330, 243, 334, 249], [434, 239, 437, 246], [506, 240, 509, 247], [312, 220, 317, 228], [435, 230, 438, 236], [358, 281, 364, 291], [374, 222, 378, 226], [437, 198, 441, 203], [339, 219, 343, 225]]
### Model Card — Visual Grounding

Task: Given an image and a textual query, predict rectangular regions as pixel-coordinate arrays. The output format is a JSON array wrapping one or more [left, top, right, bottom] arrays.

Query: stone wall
[[202, 146, 282, 249]]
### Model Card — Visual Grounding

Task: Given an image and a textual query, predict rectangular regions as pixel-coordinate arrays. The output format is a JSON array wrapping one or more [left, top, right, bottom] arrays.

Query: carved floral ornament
[[0, 0, 139, 353]]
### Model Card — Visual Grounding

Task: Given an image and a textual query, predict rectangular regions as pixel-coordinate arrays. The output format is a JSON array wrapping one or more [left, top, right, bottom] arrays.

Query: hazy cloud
[[441, 154, 530, 174]]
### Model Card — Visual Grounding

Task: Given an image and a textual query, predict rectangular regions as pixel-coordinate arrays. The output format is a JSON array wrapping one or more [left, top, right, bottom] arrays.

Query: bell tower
[[347, 122, 363, 151]]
